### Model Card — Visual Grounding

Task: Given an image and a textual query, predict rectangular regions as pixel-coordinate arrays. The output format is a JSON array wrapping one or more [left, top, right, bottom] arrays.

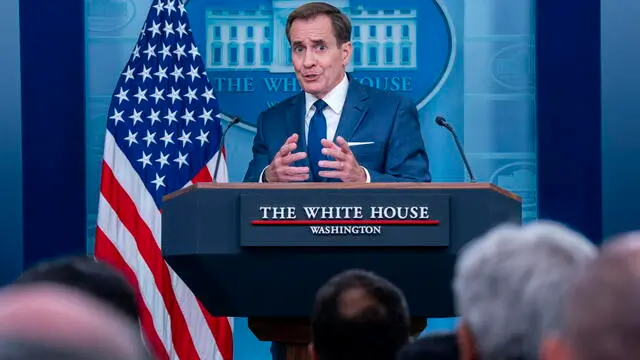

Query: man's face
[[289, 14, 352, 99]]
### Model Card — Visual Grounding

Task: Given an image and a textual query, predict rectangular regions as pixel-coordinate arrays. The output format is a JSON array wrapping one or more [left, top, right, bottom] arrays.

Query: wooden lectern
[[161, 183, 521, 360]]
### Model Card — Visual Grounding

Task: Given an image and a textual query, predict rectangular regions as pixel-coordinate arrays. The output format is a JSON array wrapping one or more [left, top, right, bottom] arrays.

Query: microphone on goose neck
[[435, 115, 476, 183]]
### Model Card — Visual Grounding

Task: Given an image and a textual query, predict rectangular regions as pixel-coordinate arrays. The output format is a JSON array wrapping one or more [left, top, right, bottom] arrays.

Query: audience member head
[[543, 232, 640, 360], [0, 283, 149, 359], [453, 221, 596, 360], [14, 255, 140, 324], [0, 338, 140, 360], [310, 269, 410, 360]]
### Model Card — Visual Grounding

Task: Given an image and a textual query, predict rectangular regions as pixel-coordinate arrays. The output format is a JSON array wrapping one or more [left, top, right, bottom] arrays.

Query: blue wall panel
[[535, 0, 602, 242], [601, 0, 640, 238], [0, 0, 24, 285], [20, 0, 87, 268]]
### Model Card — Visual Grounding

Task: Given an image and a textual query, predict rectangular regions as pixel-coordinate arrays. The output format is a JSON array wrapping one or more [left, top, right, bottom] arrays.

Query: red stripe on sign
[[251, 220, 440, 225]]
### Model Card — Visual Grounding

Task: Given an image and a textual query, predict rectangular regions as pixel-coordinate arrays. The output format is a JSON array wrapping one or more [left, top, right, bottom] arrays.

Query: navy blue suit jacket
[[243, 76, 431, 182]]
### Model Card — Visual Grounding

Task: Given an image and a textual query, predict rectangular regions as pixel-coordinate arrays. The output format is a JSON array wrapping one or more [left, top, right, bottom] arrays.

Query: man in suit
[[243, 1, 430, 183]]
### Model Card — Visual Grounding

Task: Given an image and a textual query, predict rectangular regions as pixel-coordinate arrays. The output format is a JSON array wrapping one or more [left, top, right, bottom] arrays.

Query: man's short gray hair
[[453, 220, 597, 360]]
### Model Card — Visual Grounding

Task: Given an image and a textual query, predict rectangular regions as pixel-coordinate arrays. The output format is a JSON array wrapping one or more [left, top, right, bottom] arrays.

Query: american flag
[[94, 1, 233, 360]]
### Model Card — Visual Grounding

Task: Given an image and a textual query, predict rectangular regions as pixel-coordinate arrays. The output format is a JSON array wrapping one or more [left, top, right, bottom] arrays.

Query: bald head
[[562, 232, 640, 360], [0, 284, 148, 360]]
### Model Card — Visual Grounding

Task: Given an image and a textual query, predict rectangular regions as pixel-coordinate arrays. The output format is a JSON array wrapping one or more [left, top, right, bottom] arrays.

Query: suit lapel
[[285, 93, 312, 175], [333, 77, 369, 142], [322, 76, 369, 183]]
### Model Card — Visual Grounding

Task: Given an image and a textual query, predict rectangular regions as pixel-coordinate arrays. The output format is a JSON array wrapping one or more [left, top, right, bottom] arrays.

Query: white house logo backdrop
[[185, 0, 454, 127]]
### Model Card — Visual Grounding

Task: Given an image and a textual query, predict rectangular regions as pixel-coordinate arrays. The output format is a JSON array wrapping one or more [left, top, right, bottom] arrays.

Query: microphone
[[435, 116, 476, 183], [212, 113, 241, 182]]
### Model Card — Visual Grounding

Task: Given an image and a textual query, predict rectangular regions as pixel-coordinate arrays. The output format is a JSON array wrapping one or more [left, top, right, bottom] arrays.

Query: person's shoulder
[[258, 92, 302, 120], [355, 80, 412, 107], [397, 332, 458, 360]]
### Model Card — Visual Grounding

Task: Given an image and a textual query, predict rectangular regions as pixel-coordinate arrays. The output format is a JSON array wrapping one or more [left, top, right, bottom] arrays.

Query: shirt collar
[[304, 73, 349, 115]]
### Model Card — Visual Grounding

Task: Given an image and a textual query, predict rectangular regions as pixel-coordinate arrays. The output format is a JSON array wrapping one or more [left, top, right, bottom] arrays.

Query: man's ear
[[457, 321, 480, 360], [308, 342, 318, 360], [540, 334, 573, 360]]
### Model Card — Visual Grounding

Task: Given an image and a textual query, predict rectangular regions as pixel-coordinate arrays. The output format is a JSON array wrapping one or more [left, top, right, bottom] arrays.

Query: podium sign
[[239, 192, 451, 247], [161, 183, 521, 319]]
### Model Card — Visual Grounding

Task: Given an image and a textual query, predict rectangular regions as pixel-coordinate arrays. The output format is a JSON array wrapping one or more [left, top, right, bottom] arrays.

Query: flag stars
[[159, 44, 172, 60], [181, 109, 195, 125], [132, 45, 140, 60], [160, 130, 175, 147], [164, 0, 176, 16], [110, 109, 124, 125], [188, 44, 200, 60], [167, 87, 181, 104], [164, 109, 178, 125], [201, 88, 215, 103], [199, 108, 213, 124], [134, 87, 148, 104], [107, 0, 227, 192], [147, 109, 161, 125], [184, 87, 198, 103], [143, 43, 156, 60], [129, 109, 144, 125], [178, 2, 187, 16], [154, 65, 168, 82], [173, 44, 186, 61], [137, 151, 152, 168], [163, 21, 175, 37], [142, 130, 157, 147], [196, 129, 209, 146], [156, 152, 170, 169], [170, 65, 184, 82], [151, 173, 166, 190], [114, 87, 129, 104], [152, 1, 164, 16], [176, 22, 188, 38], [138, 65, 153, 83], [121, 66, 135, 83], [124, 130, 138, 146], [178, 130, 192, 147], [150, 87, 165, 104], [147, 20, 161, 38], [173, 151, 189, 169], [186, 65, 201, 82]]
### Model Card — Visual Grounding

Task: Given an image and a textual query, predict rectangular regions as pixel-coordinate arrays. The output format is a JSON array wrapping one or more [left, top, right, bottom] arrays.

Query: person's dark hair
[[285, 2, 351, 45], [311, 269, 410, 360], [14, 256, 140, 324]]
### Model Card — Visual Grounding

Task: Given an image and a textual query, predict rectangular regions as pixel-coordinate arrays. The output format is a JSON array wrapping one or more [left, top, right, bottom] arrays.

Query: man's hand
[[317, 136, 367, 182], [264, 134, 310, 182]]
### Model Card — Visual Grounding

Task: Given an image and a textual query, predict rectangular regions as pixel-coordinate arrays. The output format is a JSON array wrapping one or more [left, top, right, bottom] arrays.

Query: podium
[[161, 183, 521, 360]]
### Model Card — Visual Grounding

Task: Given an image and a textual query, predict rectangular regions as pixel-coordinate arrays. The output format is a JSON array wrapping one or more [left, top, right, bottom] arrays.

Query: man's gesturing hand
[[317, 136, 367, 183], [264, 133, 310, 182]]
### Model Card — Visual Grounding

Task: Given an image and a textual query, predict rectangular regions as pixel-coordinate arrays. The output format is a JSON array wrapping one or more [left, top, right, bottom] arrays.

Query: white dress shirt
[[303, 73, 349, 144], [260, 73, 370, 182]]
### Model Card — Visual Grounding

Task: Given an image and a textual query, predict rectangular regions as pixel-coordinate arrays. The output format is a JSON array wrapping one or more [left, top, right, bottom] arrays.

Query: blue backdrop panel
[[0, 0, 24, 285], [601, 0, 640, 238], [535, 0, 602, 242], [20, 0, 87, 269]]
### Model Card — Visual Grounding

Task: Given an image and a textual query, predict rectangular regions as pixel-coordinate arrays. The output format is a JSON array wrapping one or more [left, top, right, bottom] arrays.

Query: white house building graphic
[[204, 0, 417, 72]]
